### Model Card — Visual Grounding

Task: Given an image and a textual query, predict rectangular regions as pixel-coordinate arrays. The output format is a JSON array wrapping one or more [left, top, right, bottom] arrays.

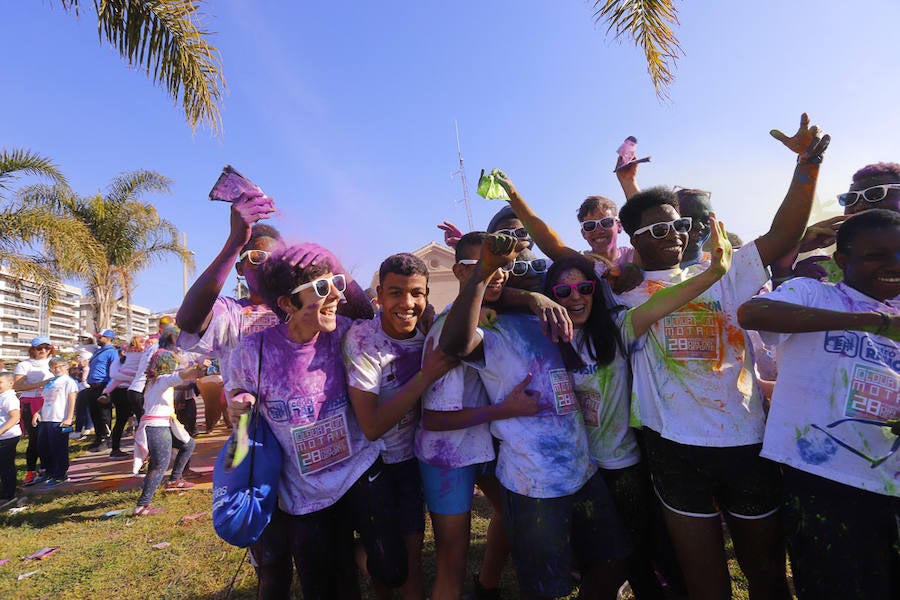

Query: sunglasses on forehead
[[511, 258, 549, 276], [552, 280, 595, 300], [581, 217, 618, 232], [290, 273, 347, 298], [837, 183, 900, 207], [494, 227, 530, 240], [238, 249, 270, 265], [634, 217, 692, 239]]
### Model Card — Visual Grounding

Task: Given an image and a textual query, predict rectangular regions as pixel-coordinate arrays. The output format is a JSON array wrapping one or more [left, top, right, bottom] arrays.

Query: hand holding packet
[[209, 165, 266, 202], [477, 168, 511, 201], [613, 136, 651, 172]]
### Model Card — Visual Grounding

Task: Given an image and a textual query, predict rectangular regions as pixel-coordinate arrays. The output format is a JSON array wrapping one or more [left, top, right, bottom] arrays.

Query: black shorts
[[503, 470, 632, 598], [641, 427, 781, 518], [782, 467, 900, 599], [382, 458, 426, 535]]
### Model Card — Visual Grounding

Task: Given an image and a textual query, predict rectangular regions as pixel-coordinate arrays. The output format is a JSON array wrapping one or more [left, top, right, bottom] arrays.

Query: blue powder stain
[[797, 436, 838, 465]]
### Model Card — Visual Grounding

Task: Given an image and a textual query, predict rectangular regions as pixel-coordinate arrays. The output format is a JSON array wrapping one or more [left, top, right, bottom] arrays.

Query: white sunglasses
[[290, 274, 347, 298], [837, 183, 900, 207], [238, 249, 270, 265], [633, 217, 692, 239], [456, 259, 514, 272]]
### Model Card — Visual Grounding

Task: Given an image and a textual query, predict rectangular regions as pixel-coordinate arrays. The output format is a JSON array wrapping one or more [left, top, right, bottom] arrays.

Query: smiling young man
[[614, 114, 829, 600], [342, 253, 455, 600], [737, 209, 899, 600]]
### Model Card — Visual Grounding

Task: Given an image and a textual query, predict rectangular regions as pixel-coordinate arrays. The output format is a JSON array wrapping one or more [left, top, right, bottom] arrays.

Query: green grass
[[1, 439, 766, 599]]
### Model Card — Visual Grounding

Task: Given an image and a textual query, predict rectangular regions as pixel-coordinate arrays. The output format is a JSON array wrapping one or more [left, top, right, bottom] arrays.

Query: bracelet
[[875, 311, 891, 336]]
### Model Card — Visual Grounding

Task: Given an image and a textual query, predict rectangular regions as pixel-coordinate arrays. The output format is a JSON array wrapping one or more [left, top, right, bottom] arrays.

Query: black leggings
[[20, 403, 40, 471], [110, 388, 132, 452]]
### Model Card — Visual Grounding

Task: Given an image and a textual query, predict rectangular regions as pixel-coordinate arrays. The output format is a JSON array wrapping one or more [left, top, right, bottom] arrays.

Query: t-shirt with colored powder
[[569, 326, 640, 470], [143, 373, 185, 425], [0, 390, 22, 440], [343, 316, 424, 464], [616, 241, 769, 447], [233, 318, 379, 516], [177, 296, 279, 390], [756, 279, 899, 496], [467, 312, 595, 498], [415, 313, 495, 469], [40, 375, 78, 422], [589, 246, 636, 274]]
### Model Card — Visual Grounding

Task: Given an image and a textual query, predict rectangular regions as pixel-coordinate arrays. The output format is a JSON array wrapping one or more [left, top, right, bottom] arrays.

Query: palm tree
[[593, 0, 682, 99], [15, 170, 194, 333], [57, 1, 225, 134], [0, 149, 97, 307]]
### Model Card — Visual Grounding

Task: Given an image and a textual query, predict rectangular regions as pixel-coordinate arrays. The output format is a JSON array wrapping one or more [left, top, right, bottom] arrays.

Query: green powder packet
[[477, 168, 510, 201]]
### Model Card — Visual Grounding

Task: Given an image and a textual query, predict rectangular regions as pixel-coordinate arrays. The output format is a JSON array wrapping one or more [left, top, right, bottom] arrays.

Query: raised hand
[[798, 215, 844, 252], [770, 113, 831, 163], [437, 221, 464, 248], [479, 233, 527, 275], [707, 213, 733, 277], [528, 293, 573, 343], [493, 170, 518, 199], [230, 192, 275, 245]]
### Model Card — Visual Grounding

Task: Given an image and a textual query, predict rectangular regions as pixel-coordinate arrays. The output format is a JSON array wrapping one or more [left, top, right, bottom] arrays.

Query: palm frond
[[593, 0, 683, 99], [0, 250, 63, 309], [106, 169, 172, 204], [61, 0, 226, 135], [0, 149, 68, 193]]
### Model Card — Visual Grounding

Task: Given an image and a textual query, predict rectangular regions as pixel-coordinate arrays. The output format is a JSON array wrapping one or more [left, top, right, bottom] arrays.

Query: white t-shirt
[[14, 358, 51, 399], [177, 296, 279, 389], [40, 375, 78, 422], [617, 242, 769, 446], [233, 319, 379, 516], [0, 390, 22, 440], [415, 314, 495, 469], [143, 373, 183, 425], [343, 316, 424, 464], [757, 279, 899, 496], [467, 313, 595, 499], [128, 342, 157, 393], [570, 327, 640, 470]]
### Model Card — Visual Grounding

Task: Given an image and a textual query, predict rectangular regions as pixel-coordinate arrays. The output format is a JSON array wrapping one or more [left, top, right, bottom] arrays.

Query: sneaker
[[69, 430, 83, 440], [165, 478, 195, 491], [0, 497, 18, 510], [45, 477, 69, 487], [133, 504, 164, 516], [23, 471, 37, 485], [87, 445, 104, 453], [109, 450, 129, 459]]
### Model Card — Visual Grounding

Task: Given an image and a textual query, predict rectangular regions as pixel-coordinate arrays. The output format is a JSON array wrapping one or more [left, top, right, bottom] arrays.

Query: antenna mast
[[454, 120, 475, 231]]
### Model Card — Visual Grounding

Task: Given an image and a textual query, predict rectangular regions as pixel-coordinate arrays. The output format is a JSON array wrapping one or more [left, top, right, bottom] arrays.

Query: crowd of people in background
[[0, 112, 897, 600]]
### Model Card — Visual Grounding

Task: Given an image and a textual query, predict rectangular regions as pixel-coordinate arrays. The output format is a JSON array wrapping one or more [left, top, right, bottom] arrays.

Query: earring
[[283, 312, 292, 324]]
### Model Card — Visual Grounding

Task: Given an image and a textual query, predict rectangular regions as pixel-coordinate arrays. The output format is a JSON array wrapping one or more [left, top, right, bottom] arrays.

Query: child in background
[[32, 357, 78, 486], [132, 350, 201, 516], [0, 372, 22, 507]]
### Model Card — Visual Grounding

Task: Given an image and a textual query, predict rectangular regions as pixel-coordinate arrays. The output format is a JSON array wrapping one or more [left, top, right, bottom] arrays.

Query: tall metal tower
[[453, 120, 475, 231]]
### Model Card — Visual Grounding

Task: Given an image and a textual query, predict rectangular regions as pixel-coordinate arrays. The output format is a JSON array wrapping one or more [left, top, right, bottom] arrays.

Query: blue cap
[[100, 329, 116, 339], [31, 336, 52, 347]]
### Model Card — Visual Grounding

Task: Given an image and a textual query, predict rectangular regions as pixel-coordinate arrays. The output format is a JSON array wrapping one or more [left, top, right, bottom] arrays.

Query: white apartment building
[[0, 267, 152, 366]]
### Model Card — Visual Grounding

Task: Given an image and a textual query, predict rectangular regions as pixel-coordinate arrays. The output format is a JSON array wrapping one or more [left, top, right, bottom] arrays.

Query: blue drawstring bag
[[212, 337, 282, 547]]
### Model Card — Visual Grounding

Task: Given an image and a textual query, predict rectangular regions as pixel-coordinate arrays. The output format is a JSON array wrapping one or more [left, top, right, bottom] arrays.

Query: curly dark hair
[[379, 253, 429, 285], [618, 187, 680, 236], [851, 162, 900, 188], [836, 209, 900, 255], [455, 231, 490, 261], [261, 246, 332, 319]]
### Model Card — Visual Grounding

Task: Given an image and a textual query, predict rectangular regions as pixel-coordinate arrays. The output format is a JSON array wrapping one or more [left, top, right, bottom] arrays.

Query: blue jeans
[[136, 426, 195, 506], [0, 435, 20, 498], [37, 422, 69, 479]]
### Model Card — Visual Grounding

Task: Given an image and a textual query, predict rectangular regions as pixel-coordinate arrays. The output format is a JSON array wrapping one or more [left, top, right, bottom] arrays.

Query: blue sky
[[4, 1, 900, 313]]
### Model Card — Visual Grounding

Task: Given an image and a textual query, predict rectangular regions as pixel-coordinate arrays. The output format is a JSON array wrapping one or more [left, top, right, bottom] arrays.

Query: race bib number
[[291, 412, 352, 475], [240, 307, 279, 338], [663, 311, 720, 360], [550, 369, 578, 415], [579, 391, 602, 427], [845, 363, 900, 421]]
